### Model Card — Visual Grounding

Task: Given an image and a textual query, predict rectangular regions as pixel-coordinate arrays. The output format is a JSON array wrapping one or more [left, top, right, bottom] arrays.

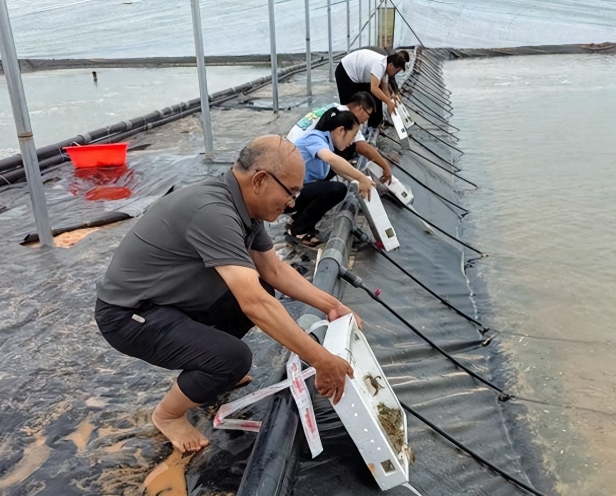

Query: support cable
[[339, 267, 507, 397], [339, 267, 615, 417], [380, 133, 482, 189], [382, 130, 461, 173], [409, 75, 453, 109], [388, 1, 425, 47], [403, 92, 454, 127], [384, 156, 468, 216], [396, 200, 484, 255], [410, 118, 466, 155], [353, 227, 484, 325], [400, 401, 552, 496]]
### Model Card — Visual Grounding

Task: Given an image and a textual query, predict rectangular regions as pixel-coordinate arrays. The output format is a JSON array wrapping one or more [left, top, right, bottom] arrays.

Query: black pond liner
[[234, 48, 557, 496], [0, 48, 568, 496]]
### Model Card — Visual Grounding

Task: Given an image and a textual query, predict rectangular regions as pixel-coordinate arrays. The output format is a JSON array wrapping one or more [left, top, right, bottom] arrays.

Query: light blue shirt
[[295, 130, 334, 183]]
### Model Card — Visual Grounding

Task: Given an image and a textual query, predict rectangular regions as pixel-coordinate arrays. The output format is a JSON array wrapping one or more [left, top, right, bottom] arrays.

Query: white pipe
[[190, 0, 214, 153], [0, 0, 54, 247]]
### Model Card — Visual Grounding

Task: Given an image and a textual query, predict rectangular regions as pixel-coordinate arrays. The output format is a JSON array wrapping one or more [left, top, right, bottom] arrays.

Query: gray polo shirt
[[97, 169, 273, 312]]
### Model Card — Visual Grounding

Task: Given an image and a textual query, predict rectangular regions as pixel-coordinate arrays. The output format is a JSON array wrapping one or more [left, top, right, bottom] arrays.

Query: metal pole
[[373, 0, 377, 45], [346, 0, 350, 52], [267, 0, 279, 113], [190, 0, 214, 153], [304, 0, 312, 96], [384, 0, 390, 47], [358, 0, 362, 47], [0, 0, 54, 247], [327, 0, 333, 82], [368, 0, 372, 45]]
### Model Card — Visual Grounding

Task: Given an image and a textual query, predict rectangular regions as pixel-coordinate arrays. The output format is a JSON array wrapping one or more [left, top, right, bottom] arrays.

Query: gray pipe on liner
[[236, 195, 359, 496]]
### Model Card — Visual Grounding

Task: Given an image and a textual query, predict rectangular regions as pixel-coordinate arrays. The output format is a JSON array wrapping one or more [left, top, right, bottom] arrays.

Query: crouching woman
[[287, 108, 375, 247]]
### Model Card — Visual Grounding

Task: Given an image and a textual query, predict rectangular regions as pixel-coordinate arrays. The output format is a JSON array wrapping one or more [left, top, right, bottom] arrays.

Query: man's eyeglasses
[[259, 169, 300, 202]]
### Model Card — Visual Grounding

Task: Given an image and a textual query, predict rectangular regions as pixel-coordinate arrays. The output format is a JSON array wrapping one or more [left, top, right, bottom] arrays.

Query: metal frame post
[[327, 0, 333, 82], [0, 0, 54, 247], [190, 0, 214, 153], [346, 0, 350, 52], [373, 0, 377, 45], [368, 0, 372, 45], [304, 0, 312, 95], [358, 0, 362, 47], [267, 0, 279, 113]]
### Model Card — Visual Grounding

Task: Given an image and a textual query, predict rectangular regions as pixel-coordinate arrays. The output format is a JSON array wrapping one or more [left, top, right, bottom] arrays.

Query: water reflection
[[70, 165, 134, 201]]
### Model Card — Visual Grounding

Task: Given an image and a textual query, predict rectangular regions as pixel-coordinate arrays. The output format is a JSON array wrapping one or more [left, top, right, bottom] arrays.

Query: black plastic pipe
[[236, 196, 359, 496]]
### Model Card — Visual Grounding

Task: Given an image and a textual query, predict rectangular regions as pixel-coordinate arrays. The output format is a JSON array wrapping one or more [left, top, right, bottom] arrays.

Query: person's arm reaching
[[317, 148, 375, 199], [251, 247, 362, 326], [216, 264, 353, 403], [354, 141, 393, 184], [370, 75, 396, 115]]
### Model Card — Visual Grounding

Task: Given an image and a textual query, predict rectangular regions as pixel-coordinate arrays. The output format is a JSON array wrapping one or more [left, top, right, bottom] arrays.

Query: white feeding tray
[[390, 108, 409, 141], [397, 102, 415, 129], [358, 185, 400, 251], [323, 314, 412, 491], [366, 161, 414, 205]]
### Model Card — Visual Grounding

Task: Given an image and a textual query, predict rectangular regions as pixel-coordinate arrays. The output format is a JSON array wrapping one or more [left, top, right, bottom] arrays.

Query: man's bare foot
[[233, 374, 252, 390], [152, 405, 209, 453]]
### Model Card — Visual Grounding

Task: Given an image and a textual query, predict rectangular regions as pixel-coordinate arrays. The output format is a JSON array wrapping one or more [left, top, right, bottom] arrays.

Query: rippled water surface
[[446, 53, 616, 495]]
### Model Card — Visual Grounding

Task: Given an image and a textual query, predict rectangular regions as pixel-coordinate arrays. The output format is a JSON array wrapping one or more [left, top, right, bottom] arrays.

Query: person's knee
[[220, 340, 253, 383], [331, 182, 348, 202]]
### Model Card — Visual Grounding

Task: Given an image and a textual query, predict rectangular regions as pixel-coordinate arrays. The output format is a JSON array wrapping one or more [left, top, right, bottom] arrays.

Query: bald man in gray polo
[[95, 135, 359, 453]]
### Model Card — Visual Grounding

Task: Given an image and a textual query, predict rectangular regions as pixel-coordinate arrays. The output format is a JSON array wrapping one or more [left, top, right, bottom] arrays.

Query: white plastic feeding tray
[[390, 109, 409, 141], [323, 314, 411, 491], [366, 161, 414, 205], [358, 186, 400, 251], [397, 102, 415, 129]]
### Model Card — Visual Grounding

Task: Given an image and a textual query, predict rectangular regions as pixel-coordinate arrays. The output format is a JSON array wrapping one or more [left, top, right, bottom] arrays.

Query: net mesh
[[4, 0, 616, 60]]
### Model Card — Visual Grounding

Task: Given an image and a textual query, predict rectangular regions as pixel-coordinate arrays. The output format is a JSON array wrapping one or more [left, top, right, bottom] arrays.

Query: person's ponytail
[[314, 108, 358, 132]]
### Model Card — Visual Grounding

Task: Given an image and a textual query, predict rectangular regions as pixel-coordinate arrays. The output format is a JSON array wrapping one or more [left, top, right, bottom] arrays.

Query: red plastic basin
[[64, 143, 129, 168]]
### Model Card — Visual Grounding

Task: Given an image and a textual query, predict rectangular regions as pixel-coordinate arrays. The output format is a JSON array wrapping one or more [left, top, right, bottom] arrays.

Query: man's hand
[[327, 302, 363, 329], [380, 162, 393, 185], [313, 351, 354, 404]]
